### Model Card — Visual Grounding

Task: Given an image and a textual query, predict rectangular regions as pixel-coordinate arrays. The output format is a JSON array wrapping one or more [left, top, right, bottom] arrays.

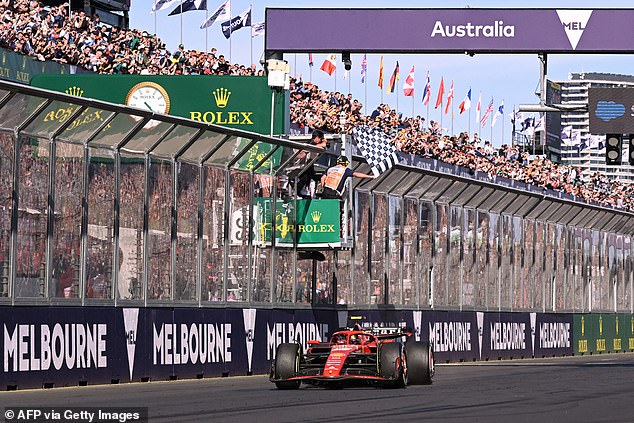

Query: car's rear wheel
[[274, 343, 301, 389], [379, 342, 405, 388], [405, 339, 434, 385]]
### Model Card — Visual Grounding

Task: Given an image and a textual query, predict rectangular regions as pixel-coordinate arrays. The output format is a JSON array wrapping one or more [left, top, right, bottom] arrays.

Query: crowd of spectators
[[0, 0, 262, 76], [288, 78, 634, 212], [0, 0, 632, 294]]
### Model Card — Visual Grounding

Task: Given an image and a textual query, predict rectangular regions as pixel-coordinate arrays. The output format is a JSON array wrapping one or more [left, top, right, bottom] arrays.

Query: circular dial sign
[[125, 82, 171, 114]]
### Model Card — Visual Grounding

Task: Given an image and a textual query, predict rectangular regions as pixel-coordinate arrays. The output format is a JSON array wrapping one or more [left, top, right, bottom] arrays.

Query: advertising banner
[[267, 8, 634, 53], [0, 48, 91, 84], [0, 307, 610, 390], [574, 313, 634, 355], [254, 198, 341, 245], [30, 74, 287, 135]]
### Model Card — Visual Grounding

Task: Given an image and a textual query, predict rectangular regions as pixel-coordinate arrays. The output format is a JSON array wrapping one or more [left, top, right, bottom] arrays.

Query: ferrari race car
[[270, 326, 434, 389]]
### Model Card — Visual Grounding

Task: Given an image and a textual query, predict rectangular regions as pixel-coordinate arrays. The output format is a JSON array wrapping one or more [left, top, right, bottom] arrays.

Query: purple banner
[[266, 9, 634, 53]]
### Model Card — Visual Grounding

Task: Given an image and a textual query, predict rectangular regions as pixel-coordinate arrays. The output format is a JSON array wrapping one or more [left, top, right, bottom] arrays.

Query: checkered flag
[[352, 126, 398, 177]]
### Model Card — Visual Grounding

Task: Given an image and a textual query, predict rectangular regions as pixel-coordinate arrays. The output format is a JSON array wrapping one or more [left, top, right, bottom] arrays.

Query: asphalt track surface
[[1, 354, 634, 423]]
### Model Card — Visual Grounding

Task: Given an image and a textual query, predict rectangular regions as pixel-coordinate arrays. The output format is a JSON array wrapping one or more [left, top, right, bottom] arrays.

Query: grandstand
[[0, 3, 632, 389]]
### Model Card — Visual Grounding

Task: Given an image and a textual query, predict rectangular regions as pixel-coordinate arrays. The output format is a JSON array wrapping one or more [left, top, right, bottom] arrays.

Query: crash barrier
[[1, 306, 632, 390]]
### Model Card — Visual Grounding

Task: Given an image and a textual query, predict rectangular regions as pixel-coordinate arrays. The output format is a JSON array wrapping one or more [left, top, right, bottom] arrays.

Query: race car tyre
[[274, 343, 301, 389], [405, 340, 434, 385], [379, 342, 405, 388]]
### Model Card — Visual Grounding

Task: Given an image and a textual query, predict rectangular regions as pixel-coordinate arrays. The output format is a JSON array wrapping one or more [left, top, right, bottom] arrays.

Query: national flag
[[588, 134, 605, 150], [200, 0, 230, 29], [444, 80, 454, 115], [535, 115, 545, 132], [435, 76, 445, 109], [475, 92, 482, 123], [561, 125, 574, 146], [491, 100, 504, 127], [308, 53, 313, 67], [360, 54, 367, 83], [221, 6, 251, 38], [378, 56, 384, 90], [521, 116, 535, 132], [320, 54, 336, 76], [251, 21, 265, 37], [152, 0, 179, 13], [388, 61, 400, 93], [511, 109, 524, 127], [352, 126, 398, 177], [422, 71, 431, 105], [458, 88, 471, 114], [480, 98, 494, 128], [403, 66, 414, 97], [168, 0, 206, 16]]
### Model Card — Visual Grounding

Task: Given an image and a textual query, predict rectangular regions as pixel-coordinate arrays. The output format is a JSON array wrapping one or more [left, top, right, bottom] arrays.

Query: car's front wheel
[[273, 343, 301, 389]]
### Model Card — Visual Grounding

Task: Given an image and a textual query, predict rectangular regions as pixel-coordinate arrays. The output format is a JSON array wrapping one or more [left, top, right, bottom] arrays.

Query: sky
[[130, 1, 634, 146]]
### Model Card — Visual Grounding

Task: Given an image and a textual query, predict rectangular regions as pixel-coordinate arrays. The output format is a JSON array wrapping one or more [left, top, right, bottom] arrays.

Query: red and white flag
[[403, 66, 415, 97], [475, 92, 482, 124], [435, 76, 445, 109], [444, 80, 454, 115], [320, 54, 336, 76], [480, 97, 494, 128]]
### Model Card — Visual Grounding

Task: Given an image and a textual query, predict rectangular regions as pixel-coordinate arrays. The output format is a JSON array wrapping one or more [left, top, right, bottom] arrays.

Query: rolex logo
[[311, 211, 322, 223], [65, 86, 84, 97], [213, 88, 231, 108]]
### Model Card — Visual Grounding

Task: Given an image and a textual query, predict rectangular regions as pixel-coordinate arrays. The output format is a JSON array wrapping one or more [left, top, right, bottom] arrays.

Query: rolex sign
[[30, 75, 287, 135]]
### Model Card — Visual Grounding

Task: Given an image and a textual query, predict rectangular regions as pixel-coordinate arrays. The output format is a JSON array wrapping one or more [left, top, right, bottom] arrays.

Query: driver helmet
[[336, 155, 350, 166]]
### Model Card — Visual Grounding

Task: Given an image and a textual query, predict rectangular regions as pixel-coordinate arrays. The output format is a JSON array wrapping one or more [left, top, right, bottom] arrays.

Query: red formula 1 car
[[270, 326, 434, 389]]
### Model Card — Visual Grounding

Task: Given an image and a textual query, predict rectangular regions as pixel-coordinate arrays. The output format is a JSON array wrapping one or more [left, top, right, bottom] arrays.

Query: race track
[[1, 354, 634, 422]]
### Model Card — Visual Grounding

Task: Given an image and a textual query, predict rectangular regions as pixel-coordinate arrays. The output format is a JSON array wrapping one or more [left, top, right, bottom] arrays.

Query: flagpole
[[205, 6, 208, 52], [450, 102, 454, 135], [154, 11, 157, 37], [468, 105, 471, 135], [334, 66, 337, 92], [502, 99, 505, 145], [440, 98, 443, 132], [180, 0, 183, 46], [229, 6, 232, 63], [411, 93, 414, 118], [250, 29, 253, 68]]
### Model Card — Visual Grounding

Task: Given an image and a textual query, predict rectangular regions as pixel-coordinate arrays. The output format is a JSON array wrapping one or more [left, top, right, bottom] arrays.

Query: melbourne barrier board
[[0, 307, 592, 390], [30, 74, 287, 135]]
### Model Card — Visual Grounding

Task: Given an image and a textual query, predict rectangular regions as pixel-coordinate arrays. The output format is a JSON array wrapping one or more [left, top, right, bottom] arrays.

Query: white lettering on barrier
[[152, 323, 232, 366], [4, 324, 107, 372]]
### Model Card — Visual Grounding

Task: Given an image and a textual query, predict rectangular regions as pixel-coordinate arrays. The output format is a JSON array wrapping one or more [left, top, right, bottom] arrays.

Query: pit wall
[[1, 307, 631, 390]]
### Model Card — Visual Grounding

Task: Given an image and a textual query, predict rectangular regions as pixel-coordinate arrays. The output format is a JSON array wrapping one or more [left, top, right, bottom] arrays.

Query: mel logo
[[556, 10, 593, 50]]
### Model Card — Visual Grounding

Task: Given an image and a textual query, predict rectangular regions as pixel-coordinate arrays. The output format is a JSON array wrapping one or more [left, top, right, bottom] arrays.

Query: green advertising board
[[30, 74, 287, 135], [254, 198, 341, 246], [0, 48, 90, 84], [573, 313, 634, 355]]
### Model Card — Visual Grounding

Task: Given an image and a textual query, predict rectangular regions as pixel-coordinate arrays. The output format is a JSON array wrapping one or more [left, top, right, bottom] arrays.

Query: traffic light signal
[[605, 134, 622, 165], [629, 135, 634, 166]]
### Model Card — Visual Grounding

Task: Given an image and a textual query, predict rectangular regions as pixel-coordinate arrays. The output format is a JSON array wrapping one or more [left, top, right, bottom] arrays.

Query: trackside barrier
[[1, 307, 631, 390], [574, 313, 634, 355]]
